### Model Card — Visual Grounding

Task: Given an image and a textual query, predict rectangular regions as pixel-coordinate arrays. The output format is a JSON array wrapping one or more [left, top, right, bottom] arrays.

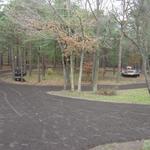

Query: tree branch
[[123, 31, 139, 50], [47, 0, 68, 26], [86, 0, 98, 21]]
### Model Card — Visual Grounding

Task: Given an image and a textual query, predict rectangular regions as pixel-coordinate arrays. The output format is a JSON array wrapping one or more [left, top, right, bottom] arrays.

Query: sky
[[0, 0, 9, 11], [73, 0, 121, 13], [0, 0, 9, 5], [0, 0, 121, 13]]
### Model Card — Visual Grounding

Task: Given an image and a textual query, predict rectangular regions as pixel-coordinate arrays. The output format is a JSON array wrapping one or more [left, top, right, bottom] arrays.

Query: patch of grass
[[52, 88, 150, 105], [24, 69, 64, 85], [90, 140, 149, 150], [96, 88, 117, 96], [143, 140, 150, 150]]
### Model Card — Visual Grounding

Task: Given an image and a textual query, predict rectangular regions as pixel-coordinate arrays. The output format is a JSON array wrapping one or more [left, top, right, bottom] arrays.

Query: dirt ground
[[0, 81, 150, 150]]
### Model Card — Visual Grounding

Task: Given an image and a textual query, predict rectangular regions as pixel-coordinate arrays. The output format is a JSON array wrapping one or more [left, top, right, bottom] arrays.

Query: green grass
[[143, 140, 150, 150], [23, 69, 64, 85], [52, 88, 150, 105], [25, 72, 63, 81], [24, 68, 145, 85], [89, 140, 150, 150]]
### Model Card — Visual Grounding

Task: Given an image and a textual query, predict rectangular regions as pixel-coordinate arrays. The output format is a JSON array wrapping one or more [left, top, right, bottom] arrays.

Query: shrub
[[47, 68, 54, 75], [96, 88, 117, 96]]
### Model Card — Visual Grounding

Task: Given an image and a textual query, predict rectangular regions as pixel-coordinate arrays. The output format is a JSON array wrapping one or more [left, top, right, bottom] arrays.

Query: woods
[[0, 0, 150, 93]]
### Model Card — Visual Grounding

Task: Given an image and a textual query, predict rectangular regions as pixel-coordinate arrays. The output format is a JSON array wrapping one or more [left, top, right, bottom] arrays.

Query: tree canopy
[[0, 0, 150, 93]]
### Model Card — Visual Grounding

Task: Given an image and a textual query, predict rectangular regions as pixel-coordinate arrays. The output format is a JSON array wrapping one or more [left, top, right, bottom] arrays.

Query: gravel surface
[[0, 81, 150, 150]]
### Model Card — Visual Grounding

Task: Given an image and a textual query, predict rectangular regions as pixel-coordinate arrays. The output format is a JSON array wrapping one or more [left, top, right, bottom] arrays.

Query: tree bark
[[117, 31, 123, 83], [92, 52, 96, 83], [78, 50, 84, 92], [37, 52, 41, 83], [19, 47, 23, 82], [77, 16, 85, 92], [70, 52, 75, 91], [23, 48, 27, 74], [53, 44, 57, 68], [16, 45, 19, 68], [0, 52, 2, 70], [92, 49, 100, 92], [58, 41, 69, 90], [42, 55, 46, 80], [29, 43, 32, 76], [8, 48, 11, 65], [92, 0, 101, 92], [136, 19, 150, 94], [11, 48, 15, 80], [142, 55, 150, 94], [147, 58, 150, 76], [62, 54, 68, 90]]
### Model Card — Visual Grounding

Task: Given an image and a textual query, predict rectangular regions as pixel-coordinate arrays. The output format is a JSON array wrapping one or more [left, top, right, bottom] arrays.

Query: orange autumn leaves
[[31, 20, 98, 56], [58, 32, 97, 56]]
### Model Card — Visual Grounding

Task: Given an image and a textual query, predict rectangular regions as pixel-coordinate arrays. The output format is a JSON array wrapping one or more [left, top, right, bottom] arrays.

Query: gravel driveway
[[0, 81, 150, 150]]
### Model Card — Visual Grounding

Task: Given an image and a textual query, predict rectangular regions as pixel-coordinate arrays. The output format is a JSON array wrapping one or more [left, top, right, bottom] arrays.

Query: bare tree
[[77, 16, 85, 92], [120, 0, 150, 94], [111, 0, 130, 82]]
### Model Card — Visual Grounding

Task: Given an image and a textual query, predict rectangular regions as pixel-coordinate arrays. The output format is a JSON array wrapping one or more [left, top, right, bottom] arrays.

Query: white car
[[121, 66, 140, 77]]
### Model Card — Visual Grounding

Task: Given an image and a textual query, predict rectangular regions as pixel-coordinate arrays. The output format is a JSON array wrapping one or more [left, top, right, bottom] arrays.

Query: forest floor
[[0, 68, 146, 86], [0, 81, 150, 150]]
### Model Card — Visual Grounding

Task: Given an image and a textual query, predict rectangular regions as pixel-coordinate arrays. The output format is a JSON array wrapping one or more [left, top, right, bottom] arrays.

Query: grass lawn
[[24, 71, 64, 85], [90, 140, 150, 150], [50, 88, 150, 105], [144, 140, 150, 150]]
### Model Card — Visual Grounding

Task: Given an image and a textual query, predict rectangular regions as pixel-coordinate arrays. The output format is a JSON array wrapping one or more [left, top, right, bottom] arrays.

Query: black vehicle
[[14, 68, 26, 81]]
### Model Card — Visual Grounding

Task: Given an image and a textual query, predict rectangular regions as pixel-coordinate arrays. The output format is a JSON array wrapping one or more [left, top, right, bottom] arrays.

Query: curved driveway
[[0, 81, 150, 150]]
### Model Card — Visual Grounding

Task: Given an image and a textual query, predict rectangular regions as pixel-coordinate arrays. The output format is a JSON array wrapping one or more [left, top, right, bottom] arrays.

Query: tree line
[[0, 0, 150, 93]]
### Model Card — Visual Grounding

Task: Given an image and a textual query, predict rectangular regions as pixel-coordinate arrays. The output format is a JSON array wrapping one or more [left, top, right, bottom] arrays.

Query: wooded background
[[0, 0, 150, 93]]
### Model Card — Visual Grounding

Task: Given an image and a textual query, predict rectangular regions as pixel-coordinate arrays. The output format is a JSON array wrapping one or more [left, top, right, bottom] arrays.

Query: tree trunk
[[62, 54, 68, 90], [29, 43, 32, 76], [142, 55, 150, 94], [66, 61, 70, 86], [37, 52, 41, 83], [117, 31, 123, 83], [78, 50, 84, 92], [92, 49, 100, 92], [102, 56, 106, 79], [42, 55, 46, 80], [0, 52, 2, 70], [11, 48, 15, 80], [19, 47, 23, 82], [16, 45, 19, 68], [53, 45, 57, 68], [23, 49, 27, 74], [147, 59, 150, 76], [92, 0, 100, 92], [92, 52, 96, 83], [70, 52, 75, 91], [113, 67, 116, 75], [8, 48, 11, 65], [78, 16, 85, 92], [58, 41, 69, 90], [136, 21, 150, 94]]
